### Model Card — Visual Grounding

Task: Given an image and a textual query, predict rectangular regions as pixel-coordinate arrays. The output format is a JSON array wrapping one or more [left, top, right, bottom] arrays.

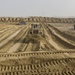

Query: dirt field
[[0, 22, 75, 75], [49, 23, 75, 37]]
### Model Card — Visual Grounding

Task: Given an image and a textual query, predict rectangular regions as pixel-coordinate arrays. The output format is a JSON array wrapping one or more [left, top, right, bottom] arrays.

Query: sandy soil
[[0, 23, 75, 74], [49, 23, 75, 37]]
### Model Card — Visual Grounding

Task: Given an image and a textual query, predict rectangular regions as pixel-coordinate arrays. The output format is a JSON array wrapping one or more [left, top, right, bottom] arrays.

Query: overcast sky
[[0, 0, 75, 17]]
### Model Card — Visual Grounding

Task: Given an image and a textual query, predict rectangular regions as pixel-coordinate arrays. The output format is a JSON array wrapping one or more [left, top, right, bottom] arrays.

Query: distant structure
[[29, 24, 43, 35], [19, 21, 26, 25], [16, 21, 26, 25]]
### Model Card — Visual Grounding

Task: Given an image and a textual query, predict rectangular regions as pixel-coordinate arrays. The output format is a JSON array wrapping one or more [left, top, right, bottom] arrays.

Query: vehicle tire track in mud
[[43, 23, 64, 50], [48, 24, 75, 49], [0, 25, 29, 53], [0, 58, 75, 75], [7, 27, 30, 53], [43, 23, 75, 50]]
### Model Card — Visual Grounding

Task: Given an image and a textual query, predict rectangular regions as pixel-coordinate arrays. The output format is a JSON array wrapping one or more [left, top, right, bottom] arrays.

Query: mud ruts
[[0, 50, 75, 58], [0, 58, 75, 75]]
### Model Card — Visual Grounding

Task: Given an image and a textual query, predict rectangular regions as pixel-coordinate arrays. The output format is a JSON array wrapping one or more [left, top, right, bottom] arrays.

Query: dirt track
[[0, 23, 75, 75], [0, 23, 75, 53]]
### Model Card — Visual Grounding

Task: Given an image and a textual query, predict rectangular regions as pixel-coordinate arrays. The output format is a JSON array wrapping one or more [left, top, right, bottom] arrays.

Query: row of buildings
[[0, 17, 75, 23]]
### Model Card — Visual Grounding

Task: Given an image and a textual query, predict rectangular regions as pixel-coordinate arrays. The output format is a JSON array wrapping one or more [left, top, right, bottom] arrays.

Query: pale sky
[[0, 0, 75, 17]]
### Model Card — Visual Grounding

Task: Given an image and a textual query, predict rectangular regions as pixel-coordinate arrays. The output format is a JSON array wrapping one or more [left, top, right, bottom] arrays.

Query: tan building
[[29, 24, 43, 35]]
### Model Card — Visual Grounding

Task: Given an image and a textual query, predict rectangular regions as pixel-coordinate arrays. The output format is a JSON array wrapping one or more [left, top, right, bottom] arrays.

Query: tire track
[[0, 25, 28, 53], [8, 27, 30, 53], [48, 24, 75, 49], [43, 23, 63, 50], [0, 58, 75, 75], [0, 27, 20, 43], [0, 27, 16, 38], [44, 23, 75, 50], [0, 50, 75, 58]]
